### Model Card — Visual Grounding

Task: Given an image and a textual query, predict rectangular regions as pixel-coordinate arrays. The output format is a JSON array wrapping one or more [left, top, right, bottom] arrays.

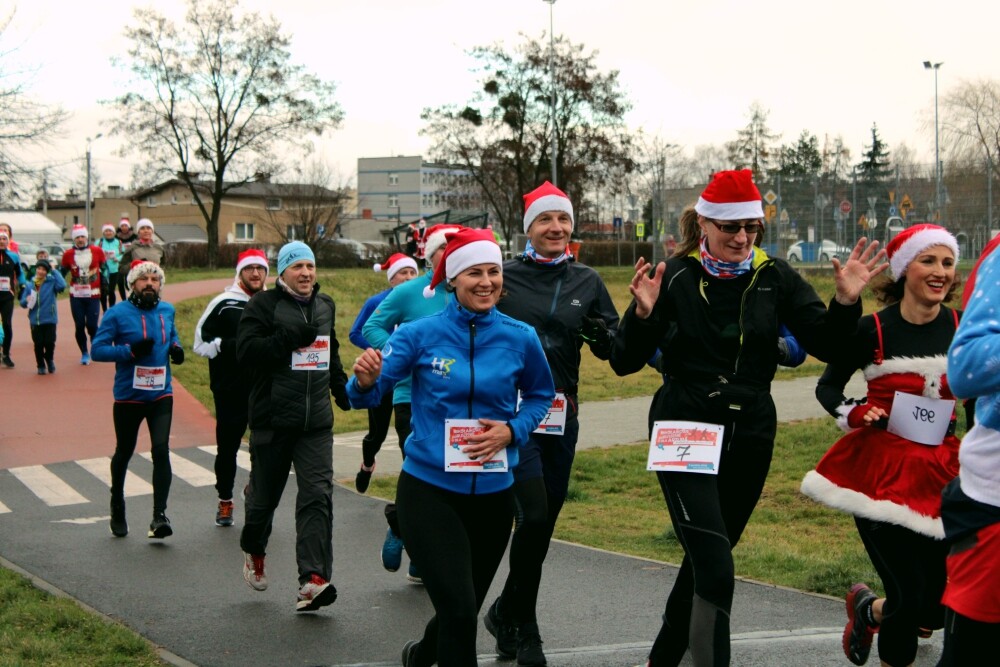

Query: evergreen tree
[[856, 124, 892, 186]]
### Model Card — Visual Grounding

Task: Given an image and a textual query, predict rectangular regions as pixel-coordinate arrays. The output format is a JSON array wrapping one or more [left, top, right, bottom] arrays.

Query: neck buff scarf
[[523, 239, 571, 266], [278, 277, 312, 304], [128, 288, 161, 310], [699, 236, 753, 279]]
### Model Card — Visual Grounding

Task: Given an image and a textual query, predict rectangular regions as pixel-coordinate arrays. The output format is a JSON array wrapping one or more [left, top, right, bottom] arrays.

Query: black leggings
[[396, 472, 514, 667], [855, 517, 948, 667], [936, 607, 998, 666], [649, 444, 773, 667], [213, 392, 248, 500], [100, 272, 119, 311], [361, 388, 398, 467], [500, 477, 557, 623], [31, 324, 56, 367], [110, 398, 173, 512], [0, 298, 12, 357]]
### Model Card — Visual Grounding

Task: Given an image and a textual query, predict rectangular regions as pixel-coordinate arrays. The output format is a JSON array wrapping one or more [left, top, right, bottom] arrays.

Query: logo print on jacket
[[431, 357, 456, 378]]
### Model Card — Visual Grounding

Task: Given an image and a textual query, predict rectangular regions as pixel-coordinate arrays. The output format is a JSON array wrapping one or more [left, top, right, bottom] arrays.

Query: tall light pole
[[543, 0, 557, 186], [923, 61, 943, 221], [85, 133, 103, 237]]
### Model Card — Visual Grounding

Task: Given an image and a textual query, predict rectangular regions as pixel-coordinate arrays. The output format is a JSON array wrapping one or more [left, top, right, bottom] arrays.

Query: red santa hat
[[101, 224, 116, 234], [423, 224, 464, 261], [136, 218, 154, 232], [127, 259, 165, 289], [235, 248, 269, 277], [118, 216, 131, 229], [374, 253, 419, 282], [885, 224, 959, 280], [694, 170, 765, 221], [523, 181, 574, 233], [71, 224, 88, 240], [423, 228, 503, 298]]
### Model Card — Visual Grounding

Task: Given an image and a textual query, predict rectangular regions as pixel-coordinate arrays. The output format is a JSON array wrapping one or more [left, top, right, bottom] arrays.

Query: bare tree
[[255, 160, 349, 247], [105, 0, 344, 267], [939, 78, 1000, 178], [0, 10, 67, 205], [726, 102, 780, 181]]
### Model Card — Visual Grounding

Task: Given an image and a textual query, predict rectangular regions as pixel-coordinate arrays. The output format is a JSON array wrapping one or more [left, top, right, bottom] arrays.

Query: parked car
[[786, 239, 850, 263], [12, 242, 59, 276]]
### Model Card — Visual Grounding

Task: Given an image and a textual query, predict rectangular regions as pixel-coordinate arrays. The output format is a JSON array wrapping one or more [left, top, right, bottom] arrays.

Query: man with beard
[[92, 260, 184, 539], [61, 225, 107, 365], [193, 249, 269, 527]]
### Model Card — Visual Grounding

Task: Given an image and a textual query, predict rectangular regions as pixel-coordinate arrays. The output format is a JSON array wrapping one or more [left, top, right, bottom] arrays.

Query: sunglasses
[[707, 219, 763, 235]]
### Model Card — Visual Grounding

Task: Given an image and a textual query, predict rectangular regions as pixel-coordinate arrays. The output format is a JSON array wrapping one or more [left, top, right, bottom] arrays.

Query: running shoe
[[2, 356, 14, 368], [296, 574, 337, 612], [80, 352, 90, 365], [381, 528, 404, 572], [484, 597, 518, 659], [355, 462, 375, 493], [109, 498, 128, 537], [843, 583, 879, 665], [215, 499, 234, 527], [37, 366, 46, 375], [406, 562, 422, 584], [516, 621, 547, 666], [148, 511, 172, 539], [401, 639, 420, 667], [243, 553, 267, 591], [46, 360, 56, 374]]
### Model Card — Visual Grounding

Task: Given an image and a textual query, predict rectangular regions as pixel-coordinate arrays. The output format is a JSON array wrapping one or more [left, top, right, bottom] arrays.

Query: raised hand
[[831, 237, 888, 305], [629, 257, 666, 319], [352, 348, 382, 390]]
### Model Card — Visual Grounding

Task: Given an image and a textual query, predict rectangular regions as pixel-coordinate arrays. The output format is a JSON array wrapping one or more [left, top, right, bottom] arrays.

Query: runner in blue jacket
[[348, 228, 554, 667]]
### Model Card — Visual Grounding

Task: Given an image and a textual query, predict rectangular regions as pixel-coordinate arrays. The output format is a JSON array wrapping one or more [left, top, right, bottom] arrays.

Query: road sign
[[765, 204, 777, 222], [636, 223, 645, 238], [888, 206, 898, 216], [613, 216, 623, 229], [764, 190, 777, 205], [900, 194, 913, 214], [867, 196, 878, 208], [839, 200, 852, 214], [779, 209, 789, 224]]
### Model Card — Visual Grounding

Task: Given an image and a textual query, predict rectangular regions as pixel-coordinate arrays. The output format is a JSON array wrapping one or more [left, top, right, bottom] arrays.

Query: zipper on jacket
[[468, 319, 477, 494], [734, 261, 771, 374], [298, 301, 314, 430]]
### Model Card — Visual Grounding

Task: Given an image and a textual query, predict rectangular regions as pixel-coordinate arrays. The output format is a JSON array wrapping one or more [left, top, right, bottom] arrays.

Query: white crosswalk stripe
[[0, 500, 9, 514], [197, 445, 251, 471], [77, 457, 154, 497], [139, 451, 215, 487], [9, 465, 89, 506]]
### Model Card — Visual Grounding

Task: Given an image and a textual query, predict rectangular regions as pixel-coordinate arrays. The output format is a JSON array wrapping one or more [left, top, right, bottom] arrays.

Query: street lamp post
[[543, 0, 557, 186], [923, 61, 943, 221], [85, 133, 103, 237]]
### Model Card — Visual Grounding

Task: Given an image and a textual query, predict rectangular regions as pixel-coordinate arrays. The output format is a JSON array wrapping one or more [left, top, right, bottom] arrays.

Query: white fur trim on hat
[[694, 197, 765, 221], [376, 256, 418, 282], [236, 250, 269, 276], [523, 194, 575, 234], [102, 224, 115, 234], [136, 218, 154, 231], [71, 225, 88, 239], [888, 228, 959, 280], [424, 226, 461, 260], [445, 240, 503, 282], [127, 260, 165, 289]]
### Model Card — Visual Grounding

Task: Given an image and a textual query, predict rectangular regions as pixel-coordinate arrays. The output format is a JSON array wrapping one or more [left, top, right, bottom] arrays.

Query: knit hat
[[694, 170, 765, 220], [523, 181, 574, 233], [127, 259, 165, 289], [136, 218, 154, 232], [423, 227, 503, 298], [102, 224, 115, 234], [71, 224, 88, 240], [33, 261, 51, 274], [423, 224, 464, 261], [374, 253, 419, 282], [277, 241, 315, 276], [235, 248, 269, 277], [885, 224, 959, 280], [119, 217, 131, 229]]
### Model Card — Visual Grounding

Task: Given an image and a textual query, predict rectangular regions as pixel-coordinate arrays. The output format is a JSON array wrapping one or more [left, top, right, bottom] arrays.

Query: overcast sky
[[3, 0, 997, 194]]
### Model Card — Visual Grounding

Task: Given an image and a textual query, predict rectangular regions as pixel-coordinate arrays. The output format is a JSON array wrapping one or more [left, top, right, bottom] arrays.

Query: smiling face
[[902, 245, 956, 307], [527, 210, 573, 258], [451, 263, 502, 313], [697, 216, 758, 264], [389, 267, 417, 287], [138, 226, 154, 242], [281, 260, 316, 297]]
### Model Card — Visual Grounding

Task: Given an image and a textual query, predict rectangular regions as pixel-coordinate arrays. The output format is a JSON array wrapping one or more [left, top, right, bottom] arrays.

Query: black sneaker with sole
[[400, 639, 419, 667], [109, 499, 128, 537], [516, 621, 547, 666], [148, 511, 173, 539], [843, 583, 878, 665], [355, 463, 374, 493], [484, 597, 517, 659], [2, 356, 14, 368]]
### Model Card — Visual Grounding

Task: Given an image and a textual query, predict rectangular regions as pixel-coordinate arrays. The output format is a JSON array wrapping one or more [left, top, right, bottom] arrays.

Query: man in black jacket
[[0, 230, 23, 367], [236, 241, 350, 613]]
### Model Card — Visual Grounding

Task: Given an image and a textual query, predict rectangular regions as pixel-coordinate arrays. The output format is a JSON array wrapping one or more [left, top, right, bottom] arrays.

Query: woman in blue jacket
[[20, 261, 66, 374], [348, 228, 555, 667]]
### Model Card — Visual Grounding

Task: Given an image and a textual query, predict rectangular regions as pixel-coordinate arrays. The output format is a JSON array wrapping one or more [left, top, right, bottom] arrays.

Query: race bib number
[[444, 419, 508, 473], [133, 365, 166, 391], [291, 335, 330, 371], [647, 421, 724, 475], [71, 284, 93, 298], [533, 392, 568, 435], [887, 391, 955, 446], [0, 277, 9, 292]]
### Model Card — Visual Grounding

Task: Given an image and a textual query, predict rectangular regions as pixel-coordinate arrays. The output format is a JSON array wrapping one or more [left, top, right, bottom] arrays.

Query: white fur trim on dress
[[889, 229, 959, 280], [835, 402, 858, 433], [862, 355, 949, 399], [694, 197, 764, 221], [800, 471, 944, 539]]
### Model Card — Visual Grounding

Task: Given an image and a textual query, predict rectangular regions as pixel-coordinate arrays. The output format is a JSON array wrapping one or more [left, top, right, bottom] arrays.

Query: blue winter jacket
[[20, 271, 66, 326], [348, 299, 555, 494], [349, 288, 390, 350], [91, 299, 181, 402]]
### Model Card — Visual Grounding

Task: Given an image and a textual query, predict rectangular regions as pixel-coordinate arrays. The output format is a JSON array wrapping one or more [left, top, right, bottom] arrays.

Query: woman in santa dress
[[801, 224, 961, 667]]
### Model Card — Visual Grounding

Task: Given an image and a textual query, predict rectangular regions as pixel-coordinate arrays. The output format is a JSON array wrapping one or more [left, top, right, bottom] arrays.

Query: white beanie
[[136, 218, 154, 232], [71, 225, 88, 240]]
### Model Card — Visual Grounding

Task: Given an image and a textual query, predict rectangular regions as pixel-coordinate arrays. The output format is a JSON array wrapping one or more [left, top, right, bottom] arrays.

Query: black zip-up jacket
[[498, 256, 619, 394], [610, 250, 861, 443], [0, 250, 22, 303], [237, 282, 347, 432]]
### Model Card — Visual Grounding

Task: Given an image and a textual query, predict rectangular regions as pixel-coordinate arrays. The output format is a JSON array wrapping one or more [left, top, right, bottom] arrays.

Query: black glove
[[169, 345, 184, 365], [577, 316, 612, 359], [332, 385, 351, 411], [130, 338, 155, 359], [282, 321, 319, 350]]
